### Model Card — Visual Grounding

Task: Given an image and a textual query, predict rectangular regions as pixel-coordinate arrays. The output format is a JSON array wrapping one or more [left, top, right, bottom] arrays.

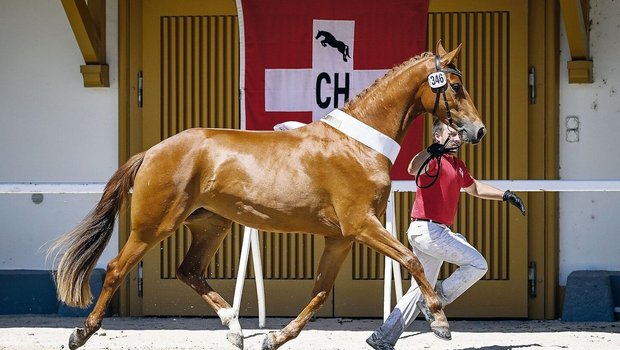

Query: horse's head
[[420, 41, 486, 144]]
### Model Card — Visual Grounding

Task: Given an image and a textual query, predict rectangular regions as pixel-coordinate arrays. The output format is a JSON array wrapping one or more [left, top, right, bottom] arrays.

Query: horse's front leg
[[352, 216, 451, 340], [262, 237, 353, 350]]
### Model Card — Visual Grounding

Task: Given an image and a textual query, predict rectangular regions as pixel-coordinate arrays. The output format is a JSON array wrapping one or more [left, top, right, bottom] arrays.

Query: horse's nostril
[[477, 127, 487, 141]]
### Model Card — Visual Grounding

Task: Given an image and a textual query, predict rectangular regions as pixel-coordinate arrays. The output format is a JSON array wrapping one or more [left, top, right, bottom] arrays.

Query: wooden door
[[140, 0, 330, 317], [334, 0, 530, 317]]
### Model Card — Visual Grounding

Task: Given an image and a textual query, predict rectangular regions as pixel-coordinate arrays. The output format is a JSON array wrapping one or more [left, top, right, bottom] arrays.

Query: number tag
[[427, 72, 447, 89]]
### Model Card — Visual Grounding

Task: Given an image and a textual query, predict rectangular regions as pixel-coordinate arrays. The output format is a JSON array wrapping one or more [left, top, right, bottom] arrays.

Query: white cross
[[265, 20, 388, 121]]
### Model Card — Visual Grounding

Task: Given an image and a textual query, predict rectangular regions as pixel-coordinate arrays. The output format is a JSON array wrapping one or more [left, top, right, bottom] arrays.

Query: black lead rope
[[415, 137, 461, 189], [416, 137, 448, 189]]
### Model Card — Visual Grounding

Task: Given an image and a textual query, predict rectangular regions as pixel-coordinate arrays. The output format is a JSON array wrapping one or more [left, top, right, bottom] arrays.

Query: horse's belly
[[203, 190, 339, 236]]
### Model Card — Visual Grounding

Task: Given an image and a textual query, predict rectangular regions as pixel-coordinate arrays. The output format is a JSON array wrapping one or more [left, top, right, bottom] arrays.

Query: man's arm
[[409, 141, 455, 175], [464, 180, 526, 215], [407, 149, 431, 175], [463, 179, 504, 200]]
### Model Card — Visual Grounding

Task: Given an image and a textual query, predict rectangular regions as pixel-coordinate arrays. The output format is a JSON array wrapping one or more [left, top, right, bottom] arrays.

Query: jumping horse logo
[[315, 30, 351, 62]]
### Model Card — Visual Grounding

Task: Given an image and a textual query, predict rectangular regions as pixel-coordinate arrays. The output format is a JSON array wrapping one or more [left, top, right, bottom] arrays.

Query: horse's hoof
[[261, 331, 277, 350], [226, 332, 244, 349], [68, 328, 87, 350], [430, 321, 452, 341]]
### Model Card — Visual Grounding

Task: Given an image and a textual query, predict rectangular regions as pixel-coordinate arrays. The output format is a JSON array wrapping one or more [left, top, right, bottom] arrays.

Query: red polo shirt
[[411, 155, 474, 226]]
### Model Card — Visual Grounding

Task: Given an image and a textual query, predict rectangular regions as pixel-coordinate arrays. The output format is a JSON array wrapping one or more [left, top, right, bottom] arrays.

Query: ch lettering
[[315, 72, 350, 109]]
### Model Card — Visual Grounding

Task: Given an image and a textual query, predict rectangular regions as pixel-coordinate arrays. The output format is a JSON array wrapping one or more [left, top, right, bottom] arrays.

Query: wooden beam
[[87, 0, 106, 62], [61, 0, 109, 87], [567, 60, 593, 84], [560, 0, 592, 83], [80, 64, 109, 87], [560, 0, 588, 59]]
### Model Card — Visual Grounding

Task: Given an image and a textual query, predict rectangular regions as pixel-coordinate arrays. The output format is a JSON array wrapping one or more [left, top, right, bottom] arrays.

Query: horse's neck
[[344, 59, 429, 144]]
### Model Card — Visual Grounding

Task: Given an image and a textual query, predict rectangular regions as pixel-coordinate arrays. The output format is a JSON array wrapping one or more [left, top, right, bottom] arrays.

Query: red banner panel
[[239, 0, 429, 179]]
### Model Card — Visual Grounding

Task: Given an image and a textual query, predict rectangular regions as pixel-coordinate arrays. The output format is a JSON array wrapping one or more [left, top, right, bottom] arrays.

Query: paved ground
[[0, 315, 619, 349]]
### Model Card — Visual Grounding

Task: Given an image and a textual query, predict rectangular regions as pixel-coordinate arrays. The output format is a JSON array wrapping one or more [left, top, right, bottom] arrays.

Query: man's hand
[[426, 142, 447, 158], [503, 190, 526, 216], [426, 137, 458, 158]]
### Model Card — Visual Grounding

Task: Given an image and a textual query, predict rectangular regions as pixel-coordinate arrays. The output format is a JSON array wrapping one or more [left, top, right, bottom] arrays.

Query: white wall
[[558, 0, 620, 285], [0, 0, 119, 269]]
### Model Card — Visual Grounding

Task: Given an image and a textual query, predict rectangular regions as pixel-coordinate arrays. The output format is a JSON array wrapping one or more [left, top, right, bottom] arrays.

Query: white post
[[387, 191, 403, 299], [383, 190, 403, 320], [383, 241, 393, 320], [232, 226, 252, 312], [232, 226, 266, 328], [250, 228, 266, 328]]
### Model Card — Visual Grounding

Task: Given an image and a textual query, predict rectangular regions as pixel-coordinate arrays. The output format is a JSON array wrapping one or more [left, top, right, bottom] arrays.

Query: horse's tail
[[48, 152, 145, 308], [345, 45, 351, 58]]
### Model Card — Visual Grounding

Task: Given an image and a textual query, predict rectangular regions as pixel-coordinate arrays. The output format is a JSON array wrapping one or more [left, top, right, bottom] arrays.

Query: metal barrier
[[0, 182, 105, 194], [3, 180, 620, 323]]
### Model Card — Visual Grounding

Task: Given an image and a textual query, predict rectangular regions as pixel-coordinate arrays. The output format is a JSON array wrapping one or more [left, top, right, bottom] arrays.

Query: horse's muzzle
[[463, 126, 486, 144], [475, 127, 487, 143]]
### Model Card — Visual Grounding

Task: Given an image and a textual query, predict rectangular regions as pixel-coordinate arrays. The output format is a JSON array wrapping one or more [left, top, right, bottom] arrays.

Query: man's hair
[[432, 118, 445, 142]]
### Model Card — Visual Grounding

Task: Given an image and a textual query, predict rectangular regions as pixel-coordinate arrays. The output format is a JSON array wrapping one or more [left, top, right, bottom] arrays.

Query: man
[[366, 118, 526, 350]]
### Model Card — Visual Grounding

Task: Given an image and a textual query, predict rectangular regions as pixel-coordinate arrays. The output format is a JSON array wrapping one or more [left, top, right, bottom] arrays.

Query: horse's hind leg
[[68, 178, 196, 349], [68, 232, 158, 350], [175, 209, 243, 349], [262, 237, 353, 350]]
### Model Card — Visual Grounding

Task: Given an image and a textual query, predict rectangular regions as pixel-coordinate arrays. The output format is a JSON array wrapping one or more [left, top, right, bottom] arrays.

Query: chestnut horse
[[50, 42, 485, 350]]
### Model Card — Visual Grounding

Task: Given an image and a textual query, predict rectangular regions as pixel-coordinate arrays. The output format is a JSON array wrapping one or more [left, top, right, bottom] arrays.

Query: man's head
[[432, 118, 461, 154]]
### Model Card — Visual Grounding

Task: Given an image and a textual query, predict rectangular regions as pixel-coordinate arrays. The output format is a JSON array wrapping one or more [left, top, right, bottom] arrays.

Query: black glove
[[426, 142, 447, 158], [426, 137, 458, 158], [503, 190, 526, 216]]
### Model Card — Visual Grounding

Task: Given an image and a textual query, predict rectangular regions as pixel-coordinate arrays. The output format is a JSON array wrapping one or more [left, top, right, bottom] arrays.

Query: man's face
[[434, 124, 462, 153]]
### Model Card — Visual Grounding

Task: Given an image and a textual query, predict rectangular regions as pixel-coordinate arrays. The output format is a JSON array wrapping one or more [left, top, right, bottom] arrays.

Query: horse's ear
[[435, 40, 447, 56], [440, 43, 462, 66]]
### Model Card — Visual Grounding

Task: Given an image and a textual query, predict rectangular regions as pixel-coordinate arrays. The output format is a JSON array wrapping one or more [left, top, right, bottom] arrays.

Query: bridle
[[415, 56, 464, 189], [429, 55, 463, 129]]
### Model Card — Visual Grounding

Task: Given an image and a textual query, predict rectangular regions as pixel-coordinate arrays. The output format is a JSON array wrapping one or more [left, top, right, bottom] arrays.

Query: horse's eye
[[451, 83, 461, 93]]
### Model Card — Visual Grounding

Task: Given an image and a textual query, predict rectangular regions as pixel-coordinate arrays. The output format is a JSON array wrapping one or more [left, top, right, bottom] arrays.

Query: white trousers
[[376, 220, 488, 345]]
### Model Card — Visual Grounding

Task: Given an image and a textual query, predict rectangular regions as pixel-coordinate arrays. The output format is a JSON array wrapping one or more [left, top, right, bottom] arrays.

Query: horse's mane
[[345, 51, 434, 108]]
